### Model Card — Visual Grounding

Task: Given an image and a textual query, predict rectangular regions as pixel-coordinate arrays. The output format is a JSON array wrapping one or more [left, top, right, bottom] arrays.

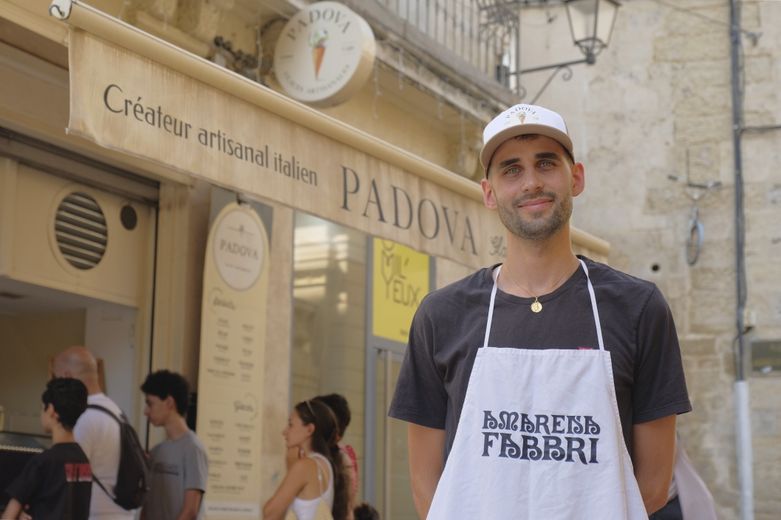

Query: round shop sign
[[274, 1, 376, 107], [213, 208, 265, 291]]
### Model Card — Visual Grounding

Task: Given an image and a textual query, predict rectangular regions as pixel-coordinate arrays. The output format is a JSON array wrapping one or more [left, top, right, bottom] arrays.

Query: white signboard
[[274, 1, 376, 106], [197, 201, 270, 518]]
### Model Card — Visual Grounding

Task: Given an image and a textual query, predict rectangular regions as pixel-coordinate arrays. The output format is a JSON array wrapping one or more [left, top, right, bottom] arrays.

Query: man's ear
[[44, 403, 58, 420], [481, 177, 497, 209], [164, 395, 176, 411], [571, 162, 585, 197]]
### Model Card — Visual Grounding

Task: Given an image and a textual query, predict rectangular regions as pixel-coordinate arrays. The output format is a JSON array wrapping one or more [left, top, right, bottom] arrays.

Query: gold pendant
[[530, 298, 542, 313]]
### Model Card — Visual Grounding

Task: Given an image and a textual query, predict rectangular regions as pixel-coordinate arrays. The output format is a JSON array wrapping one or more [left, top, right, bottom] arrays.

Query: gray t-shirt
[[389, 257, 691, 460], [144, 430, 208, 520]]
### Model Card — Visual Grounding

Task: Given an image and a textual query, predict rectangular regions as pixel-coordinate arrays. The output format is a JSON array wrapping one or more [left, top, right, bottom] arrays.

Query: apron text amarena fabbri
[[426, 260, 649, 519]]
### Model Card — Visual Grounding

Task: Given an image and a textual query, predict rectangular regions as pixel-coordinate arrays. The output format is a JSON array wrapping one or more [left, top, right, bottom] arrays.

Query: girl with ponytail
[[263, 399, 349, 520]]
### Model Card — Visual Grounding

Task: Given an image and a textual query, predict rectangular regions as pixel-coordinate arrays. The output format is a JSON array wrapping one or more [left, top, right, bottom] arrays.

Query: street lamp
[[565, 0, 621, 65], [519, 0, 621, 74], [509, 0, 620, 102]]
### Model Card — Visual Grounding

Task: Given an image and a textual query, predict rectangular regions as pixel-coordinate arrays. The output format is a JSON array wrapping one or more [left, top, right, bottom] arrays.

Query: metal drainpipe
[[728, 1, 753, 519]]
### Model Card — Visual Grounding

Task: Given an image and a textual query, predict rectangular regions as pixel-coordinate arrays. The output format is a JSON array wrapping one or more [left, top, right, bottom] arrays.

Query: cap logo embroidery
[[517, 113, 527, 124]]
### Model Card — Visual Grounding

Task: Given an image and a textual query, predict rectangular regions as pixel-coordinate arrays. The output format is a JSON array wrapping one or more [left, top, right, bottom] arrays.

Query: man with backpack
[[53, 346, 146, 519]]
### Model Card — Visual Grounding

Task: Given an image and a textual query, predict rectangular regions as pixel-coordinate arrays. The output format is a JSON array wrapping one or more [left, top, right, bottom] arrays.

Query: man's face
[[481, 135, 583, 241], [143, 394, 170, 427]]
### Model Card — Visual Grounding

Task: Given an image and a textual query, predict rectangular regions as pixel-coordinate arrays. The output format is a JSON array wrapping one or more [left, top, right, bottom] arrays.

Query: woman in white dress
[[263, 399, 349, 520]]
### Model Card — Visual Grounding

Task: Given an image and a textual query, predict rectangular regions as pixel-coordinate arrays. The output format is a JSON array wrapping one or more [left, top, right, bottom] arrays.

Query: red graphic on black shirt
[[64, 463, 93, 482]]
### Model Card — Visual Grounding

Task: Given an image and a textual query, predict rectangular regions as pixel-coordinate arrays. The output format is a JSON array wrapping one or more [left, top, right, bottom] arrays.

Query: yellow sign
[[372, 238, 430, 344]]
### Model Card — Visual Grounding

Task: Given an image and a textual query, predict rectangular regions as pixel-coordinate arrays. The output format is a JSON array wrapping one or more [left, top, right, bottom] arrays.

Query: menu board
[[197, 201, 270, 517]]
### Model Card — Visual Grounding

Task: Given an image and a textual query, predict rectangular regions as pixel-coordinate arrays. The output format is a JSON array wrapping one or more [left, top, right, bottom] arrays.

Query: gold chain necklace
[[501, 266, 574, 314]]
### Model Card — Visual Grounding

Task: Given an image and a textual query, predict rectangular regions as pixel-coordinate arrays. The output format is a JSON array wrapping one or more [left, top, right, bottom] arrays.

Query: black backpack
[[87, 404, 151, 510]]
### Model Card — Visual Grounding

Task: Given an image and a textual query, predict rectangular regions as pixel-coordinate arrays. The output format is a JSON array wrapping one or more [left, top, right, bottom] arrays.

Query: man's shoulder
[[83, 394, 123, 420], [583, 258, 658, 295], [77, 395, 123, 436], [582, 257, 668, 317], [418, 266, 494, 314], [163, 430, 207, 455], [88, 393, 122, 411], [47, 442, 89, 463], [184, 430, 207, 453]]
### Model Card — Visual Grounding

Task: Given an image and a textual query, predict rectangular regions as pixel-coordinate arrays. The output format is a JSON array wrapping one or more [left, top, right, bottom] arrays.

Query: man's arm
[[632, 414, 677, 514], [1, 498, 23, 519], [176, 489, 204, 520], [407, 423, 446, 520]]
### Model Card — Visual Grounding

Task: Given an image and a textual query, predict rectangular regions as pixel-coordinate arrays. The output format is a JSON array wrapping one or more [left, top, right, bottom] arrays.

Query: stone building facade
[[524, 2, 780, 518]]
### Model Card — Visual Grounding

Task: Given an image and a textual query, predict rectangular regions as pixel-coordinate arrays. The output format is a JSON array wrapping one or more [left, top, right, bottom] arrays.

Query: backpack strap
[[87, 404, 127, 424], [85, 404, 125, 501], [92, 472, 115, 501]]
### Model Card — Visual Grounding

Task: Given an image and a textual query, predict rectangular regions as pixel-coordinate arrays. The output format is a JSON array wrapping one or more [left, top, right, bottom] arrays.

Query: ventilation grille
[[54, 192, 108, 270]]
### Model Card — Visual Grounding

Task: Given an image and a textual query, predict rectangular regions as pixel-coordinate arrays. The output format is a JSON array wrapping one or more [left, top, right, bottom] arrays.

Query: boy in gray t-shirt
[[140, 370, 208, 520]]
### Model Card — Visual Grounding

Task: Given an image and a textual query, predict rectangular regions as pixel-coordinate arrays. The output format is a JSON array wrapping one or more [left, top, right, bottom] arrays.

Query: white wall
[[85, 304, 139, 422], [0, 310, 86, 434]]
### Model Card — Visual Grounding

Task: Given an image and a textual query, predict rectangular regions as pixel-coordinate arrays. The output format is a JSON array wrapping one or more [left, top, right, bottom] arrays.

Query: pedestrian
[[389, 103, 691, 519], [52, 346, 137, 519], [314, 393, 358, 515], [140, 370, 207, 520], [2, 378, 92, 520], [353, 503, 380, 520], [263, 399, 349, 520]]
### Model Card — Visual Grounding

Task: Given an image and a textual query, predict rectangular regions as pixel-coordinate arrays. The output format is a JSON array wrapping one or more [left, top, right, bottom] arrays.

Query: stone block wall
[[531, 1, 781, 518]]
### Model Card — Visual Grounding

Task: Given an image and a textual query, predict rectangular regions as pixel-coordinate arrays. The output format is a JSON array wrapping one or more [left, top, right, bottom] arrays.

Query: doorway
[[371, 346, 416, 520]]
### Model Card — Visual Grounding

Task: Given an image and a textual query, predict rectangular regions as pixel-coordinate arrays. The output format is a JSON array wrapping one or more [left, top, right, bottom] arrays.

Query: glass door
[[370, 347, 416, 520]]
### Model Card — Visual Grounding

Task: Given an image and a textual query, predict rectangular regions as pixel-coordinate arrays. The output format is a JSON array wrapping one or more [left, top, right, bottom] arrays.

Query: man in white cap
[[389, 104, 690, 519]]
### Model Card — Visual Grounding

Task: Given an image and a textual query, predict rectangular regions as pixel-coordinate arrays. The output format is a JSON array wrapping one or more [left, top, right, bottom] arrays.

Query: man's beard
[[496, 191, 572, 241]]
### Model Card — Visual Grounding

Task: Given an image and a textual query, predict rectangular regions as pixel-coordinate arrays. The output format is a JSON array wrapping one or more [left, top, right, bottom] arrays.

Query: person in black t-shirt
[[2, 378, 92, 520], [389, 104, 691, 519]]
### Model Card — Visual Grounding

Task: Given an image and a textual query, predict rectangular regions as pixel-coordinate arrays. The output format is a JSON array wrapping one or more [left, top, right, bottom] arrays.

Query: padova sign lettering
[[67, 29, 506, 268]]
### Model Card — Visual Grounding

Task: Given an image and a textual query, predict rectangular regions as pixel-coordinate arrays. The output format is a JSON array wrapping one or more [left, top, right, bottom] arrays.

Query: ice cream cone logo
[[309, 29, 329, 79], [517, 113, 527, 124]]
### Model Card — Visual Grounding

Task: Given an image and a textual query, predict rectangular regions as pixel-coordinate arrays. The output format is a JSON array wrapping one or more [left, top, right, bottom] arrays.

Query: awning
[[49, 0, 609, 268]]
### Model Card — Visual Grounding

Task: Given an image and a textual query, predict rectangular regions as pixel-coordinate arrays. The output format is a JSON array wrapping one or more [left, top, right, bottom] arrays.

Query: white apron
[[426, 260, 648, 519]]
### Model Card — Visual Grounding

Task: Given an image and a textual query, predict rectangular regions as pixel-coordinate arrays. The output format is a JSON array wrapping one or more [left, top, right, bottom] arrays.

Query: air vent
[[54, 192, 108, 270]]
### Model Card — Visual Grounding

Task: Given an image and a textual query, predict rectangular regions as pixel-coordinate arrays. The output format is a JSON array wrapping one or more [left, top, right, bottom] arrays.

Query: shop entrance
[[0, 279, 139, 435], [0, 130, 158, 443], [370, 346, 416, 520]]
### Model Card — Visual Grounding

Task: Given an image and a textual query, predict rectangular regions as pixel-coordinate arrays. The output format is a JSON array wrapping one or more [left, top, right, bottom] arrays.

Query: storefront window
[[291, 211, 368, 487], [293, 212, 428, 516]]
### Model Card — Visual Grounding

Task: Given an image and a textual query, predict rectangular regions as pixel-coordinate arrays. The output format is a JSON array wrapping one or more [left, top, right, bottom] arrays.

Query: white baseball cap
[[480, 104, 574, 172]]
